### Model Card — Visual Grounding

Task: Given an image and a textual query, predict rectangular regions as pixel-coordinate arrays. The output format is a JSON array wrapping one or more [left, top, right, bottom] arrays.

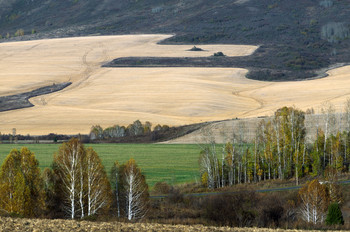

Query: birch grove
[[53, 138, 112, 219], [199, 105, 350, 189]]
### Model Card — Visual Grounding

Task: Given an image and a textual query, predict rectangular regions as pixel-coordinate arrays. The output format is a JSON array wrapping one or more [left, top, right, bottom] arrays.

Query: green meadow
[[0, 143, 202, 187]]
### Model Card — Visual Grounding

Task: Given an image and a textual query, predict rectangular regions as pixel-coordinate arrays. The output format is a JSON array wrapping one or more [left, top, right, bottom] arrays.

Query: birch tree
[[321, 102, 336, 168], [111, 161, 121, 217], [198, 126, 221, 188], [53, 138, 84, 219], [119, 159, 149, 220], [85, 148, 112, 217], [53, 139, 111, 219], [0, 147, 45, 217], [299, 179, 329, 224], [344, 98, 350, 171]]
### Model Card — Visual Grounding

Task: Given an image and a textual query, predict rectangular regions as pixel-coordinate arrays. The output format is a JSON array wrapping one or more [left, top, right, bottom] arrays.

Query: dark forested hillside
[[1, 0, 350, 80]]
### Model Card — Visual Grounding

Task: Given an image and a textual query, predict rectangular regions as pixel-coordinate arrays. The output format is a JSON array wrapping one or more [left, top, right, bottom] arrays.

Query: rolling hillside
[[1, 0, 350, 81]]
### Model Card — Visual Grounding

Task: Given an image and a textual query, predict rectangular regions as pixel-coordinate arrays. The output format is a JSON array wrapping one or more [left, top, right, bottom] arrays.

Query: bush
[[14, 29, 24, 37], [213, 51, 225, 57], [205, 190, 258, 227], [153, 182, 171, 194], [258, 193, 284, 228], [325, 203, 344, 225], [167, 187, 184, 204], [189, 46, 203, 51]]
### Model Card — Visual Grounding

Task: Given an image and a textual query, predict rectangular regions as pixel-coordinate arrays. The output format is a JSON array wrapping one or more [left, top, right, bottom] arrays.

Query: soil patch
[[0, 82, 71, 112]]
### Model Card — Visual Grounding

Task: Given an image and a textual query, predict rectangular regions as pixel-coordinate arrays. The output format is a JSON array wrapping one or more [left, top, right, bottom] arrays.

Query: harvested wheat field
[[0, 217, 343, 232], [0, 34, 350, 135]]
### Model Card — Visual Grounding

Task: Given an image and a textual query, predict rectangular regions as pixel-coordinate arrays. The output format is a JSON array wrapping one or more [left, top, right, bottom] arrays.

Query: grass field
[[0, 143, 202, 187]]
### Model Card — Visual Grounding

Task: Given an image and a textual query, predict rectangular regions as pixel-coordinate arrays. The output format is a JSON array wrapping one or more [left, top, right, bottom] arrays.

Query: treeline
[[89, 120, 206, 143], [199, 104, 350, 189], [90, 120, 170, 141], [0, 132, 86, 144], [0, 138, 149, 220]]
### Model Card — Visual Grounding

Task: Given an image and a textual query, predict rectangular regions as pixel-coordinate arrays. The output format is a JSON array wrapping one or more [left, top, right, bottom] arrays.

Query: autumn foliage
[[0, 148, 45, 217], [53, 138, 112, 219]]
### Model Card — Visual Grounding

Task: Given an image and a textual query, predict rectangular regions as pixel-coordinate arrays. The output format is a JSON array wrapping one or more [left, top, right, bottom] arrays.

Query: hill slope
[[1, 0, 350, 80]]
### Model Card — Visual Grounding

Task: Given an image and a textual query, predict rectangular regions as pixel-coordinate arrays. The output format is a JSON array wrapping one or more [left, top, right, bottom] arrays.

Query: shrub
[[205, 190, 258, 227], [153, 182, 171, 194], [213, 51, 225, 57], [189, 46, 203, 51], [14, 29, 24, 37], [167, 187, 184, 204], [258, 193, 284, 227], [325, 203, 344, 225]]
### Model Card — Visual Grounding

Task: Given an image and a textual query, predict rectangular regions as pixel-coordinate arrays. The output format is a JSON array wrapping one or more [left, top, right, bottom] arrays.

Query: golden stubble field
[[0, 34, 350, 135]]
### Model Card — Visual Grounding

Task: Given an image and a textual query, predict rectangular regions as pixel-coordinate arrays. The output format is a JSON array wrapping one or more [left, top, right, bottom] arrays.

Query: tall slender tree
[[119, 159, 149, 220], [299, 179, 328, 224], [0, 147, 45, 217], [53, 138, 111, 219]]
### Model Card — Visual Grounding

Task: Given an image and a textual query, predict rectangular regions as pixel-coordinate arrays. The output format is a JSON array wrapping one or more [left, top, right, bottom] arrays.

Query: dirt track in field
[[0, 34, 350, 136]]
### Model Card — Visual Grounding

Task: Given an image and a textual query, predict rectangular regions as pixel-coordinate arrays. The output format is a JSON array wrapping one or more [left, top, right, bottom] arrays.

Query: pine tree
[[325, 203, 344, 225]]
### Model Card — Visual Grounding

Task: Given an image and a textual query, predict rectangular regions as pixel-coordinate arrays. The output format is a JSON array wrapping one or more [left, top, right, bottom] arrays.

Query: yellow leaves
[[201, 172, 208, 187], [0, 147, 45, 217]]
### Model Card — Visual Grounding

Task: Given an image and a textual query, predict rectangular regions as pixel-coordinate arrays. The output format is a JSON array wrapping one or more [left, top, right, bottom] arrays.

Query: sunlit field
[[0, 143, 202, 187]]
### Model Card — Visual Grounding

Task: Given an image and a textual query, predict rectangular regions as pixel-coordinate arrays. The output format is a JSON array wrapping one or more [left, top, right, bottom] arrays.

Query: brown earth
[[0, 217, 343, 232]]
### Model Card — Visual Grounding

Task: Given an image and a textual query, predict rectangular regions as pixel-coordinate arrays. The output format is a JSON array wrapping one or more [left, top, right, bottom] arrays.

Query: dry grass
[[0, 34, 350, 136]]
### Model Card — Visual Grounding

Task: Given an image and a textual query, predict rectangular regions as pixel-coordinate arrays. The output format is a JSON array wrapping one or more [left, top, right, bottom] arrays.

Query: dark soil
[[104, 54, 320, 81], [0, 82, 71, 112]]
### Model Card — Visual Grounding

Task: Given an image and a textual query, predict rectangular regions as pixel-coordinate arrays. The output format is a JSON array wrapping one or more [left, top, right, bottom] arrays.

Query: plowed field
[[0, 216, 343, 232]]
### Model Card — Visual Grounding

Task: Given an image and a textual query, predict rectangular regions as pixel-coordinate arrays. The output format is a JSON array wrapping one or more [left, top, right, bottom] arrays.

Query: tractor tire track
[[231, 83, 274, 117], [37, 42, 112, 105]]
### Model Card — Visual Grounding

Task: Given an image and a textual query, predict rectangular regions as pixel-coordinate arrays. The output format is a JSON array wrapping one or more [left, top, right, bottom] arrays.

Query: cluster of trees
[[202, 177, 345, 227], [199, 103, 350, 189], [90, 120, 169, 140], [0, 139, 149, 220], [298, 167, 343, 225], [0, 29, 30, 39]]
